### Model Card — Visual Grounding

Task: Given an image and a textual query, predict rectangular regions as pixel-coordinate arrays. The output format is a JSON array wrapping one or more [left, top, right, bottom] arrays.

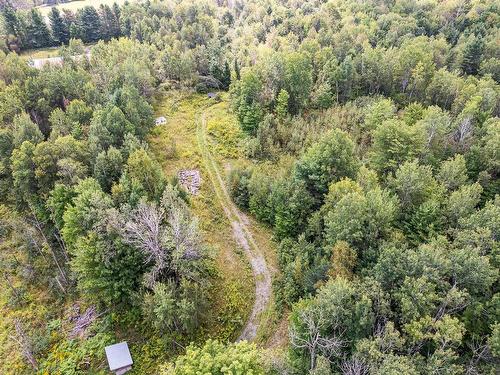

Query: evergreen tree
[[111, 3, 122, 38], [221, 61, 231, 90], [112, 2, 121, 22], [461, 35, 484, 76], [2, 5, 23, 37], [2, 5, 25, 50], [234, 59, 241, 80], [49, 8, 69, 45], [99, 5, 117, 41], [77, 6, 102, 43], [25, 9, 52, 49]]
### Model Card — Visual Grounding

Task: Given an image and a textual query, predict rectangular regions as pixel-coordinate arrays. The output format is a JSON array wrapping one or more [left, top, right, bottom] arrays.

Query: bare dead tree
[[123, 188, 205, 287], [162, 186, 203, 266], [454, 116, 473, 149], [12, 318, 37, 370], [289, 308, 345, 370], [68, 305, 105, 339], [167, 202, 201, 262], [27, 205, 68, 291], [3, 272, 22, 301], [465, 339, 493, 375], [124, 202, 168, 288], [340, 358, 370, 375]]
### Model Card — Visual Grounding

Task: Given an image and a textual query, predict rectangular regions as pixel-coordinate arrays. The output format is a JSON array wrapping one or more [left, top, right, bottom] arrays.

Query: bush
[[161, 339, 264, 375]]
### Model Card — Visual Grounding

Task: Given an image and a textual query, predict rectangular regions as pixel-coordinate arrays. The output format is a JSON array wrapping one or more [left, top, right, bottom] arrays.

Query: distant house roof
[[105, 342, 133, 373]]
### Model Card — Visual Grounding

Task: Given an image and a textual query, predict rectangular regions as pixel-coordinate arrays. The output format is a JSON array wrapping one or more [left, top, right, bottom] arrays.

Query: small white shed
[[105, 342, 133, 375]]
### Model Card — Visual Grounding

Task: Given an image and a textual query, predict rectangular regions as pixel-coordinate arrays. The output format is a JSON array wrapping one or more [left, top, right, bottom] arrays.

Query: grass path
[[150, 92, 283, 345], [197, 112, 272, 341]]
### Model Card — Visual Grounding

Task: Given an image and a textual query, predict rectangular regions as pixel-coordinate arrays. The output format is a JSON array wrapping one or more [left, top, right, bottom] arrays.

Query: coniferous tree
[[220, 61, 231, 90], [2, 5, 25, 50], [111, 3, 122, 38], [99, 5, 113, 41], [461, 35, 484, 76], [49, 8, 69, 46], [77, 6, 102, 43], [2, 5, 21, 36], [234, 59, 241, 80], [25, 9, 52, 49]]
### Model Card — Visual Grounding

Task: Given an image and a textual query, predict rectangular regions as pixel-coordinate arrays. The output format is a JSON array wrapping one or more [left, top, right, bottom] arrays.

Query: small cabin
[[105, 342, 133, 375], [155, 116, 167, 126]]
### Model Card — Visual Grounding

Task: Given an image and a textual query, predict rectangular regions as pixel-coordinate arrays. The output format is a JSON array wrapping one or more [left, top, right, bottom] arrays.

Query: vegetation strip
[[197, 112, 272, 342]]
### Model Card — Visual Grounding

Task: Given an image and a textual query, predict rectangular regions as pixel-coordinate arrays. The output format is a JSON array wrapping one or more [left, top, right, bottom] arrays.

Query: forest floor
[[149, 91, 284, 346]]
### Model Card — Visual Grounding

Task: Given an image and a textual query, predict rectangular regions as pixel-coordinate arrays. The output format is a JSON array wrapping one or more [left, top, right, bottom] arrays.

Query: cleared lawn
[[149, 91, 254, 342], [37, 0, 128, 17], [149, 91, 282, 346], [19, 46, 60, 60]]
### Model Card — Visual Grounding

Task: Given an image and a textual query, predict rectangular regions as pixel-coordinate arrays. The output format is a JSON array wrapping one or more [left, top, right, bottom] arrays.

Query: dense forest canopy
[[0, 0, 499, 374]]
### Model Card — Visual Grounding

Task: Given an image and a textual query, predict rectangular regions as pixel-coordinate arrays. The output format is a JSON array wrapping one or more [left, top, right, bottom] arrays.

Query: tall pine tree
[[77, 6, 102, 43], [25, 9, 52, 49], [99, 5, 120, 41], [1, 5, 25, 50], [461, 35, 484, 76], [49, 8, 70, 46]]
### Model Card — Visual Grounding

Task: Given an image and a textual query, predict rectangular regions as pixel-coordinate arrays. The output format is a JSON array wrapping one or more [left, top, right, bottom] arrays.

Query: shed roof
[[105, 342, 133, 371]]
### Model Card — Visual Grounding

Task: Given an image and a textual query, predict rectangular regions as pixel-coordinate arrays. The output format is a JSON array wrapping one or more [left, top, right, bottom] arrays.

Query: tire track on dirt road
[[197, 112, 272, 342]]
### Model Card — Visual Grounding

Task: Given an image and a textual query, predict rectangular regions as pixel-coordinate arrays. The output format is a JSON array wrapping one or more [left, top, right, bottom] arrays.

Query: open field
[[37, 0, 128, 17], [19, 46, 60, 60], [149, 92, 255, 342], [149, 91, 283, 346]]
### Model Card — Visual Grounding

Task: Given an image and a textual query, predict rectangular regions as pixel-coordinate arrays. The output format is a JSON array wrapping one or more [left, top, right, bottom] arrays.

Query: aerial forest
[[0, 0, 499, 374]]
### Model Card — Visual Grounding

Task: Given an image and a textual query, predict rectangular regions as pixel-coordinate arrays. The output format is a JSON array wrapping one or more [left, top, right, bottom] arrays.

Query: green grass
[[202, 97, 286, 347], [37, 0, 128, 17], [150, 90, 286, 346], [19, 46, 60, 60], [149, 91, 255, 342]]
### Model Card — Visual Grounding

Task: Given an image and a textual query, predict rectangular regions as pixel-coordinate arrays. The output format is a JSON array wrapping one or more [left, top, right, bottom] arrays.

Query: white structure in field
[[105, 342, 133, 375], [155, 116, 167, 126]]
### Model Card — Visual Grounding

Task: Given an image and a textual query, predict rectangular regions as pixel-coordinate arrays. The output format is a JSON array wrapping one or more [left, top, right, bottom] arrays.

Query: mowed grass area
[[202, 96, 284, 346], [149, 91, 255, 342], [37, 0, 127, 17], [149, 91, 284, 347], [19, 46, 60, 60]]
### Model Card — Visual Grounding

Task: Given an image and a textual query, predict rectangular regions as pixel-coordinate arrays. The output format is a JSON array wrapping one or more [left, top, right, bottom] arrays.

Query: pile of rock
[[178, 169, 201, 195]]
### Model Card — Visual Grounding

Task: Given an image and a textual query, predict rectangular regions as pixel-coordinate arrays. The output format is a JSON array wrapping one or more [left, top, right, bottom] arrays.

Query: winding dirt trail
[[197, 113, 272, 341]]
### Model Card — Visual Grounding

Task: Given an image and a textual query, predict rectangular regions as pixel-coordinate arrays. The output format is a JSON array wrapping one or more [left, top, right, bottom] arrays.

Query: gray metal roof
[[105, 342, 133, 371]]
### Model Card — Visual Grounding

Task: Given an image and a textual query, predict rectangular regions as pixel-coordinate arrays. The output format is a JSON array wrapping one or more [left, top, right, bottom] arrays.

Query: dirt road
[[197, 113, 272, 341]]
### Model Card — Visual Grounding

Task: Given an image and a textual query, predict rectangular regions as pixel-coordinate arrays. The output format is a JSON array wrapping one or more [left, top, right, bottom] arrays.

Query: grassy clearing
[[19, 46, 60, 60], [202, 96, 285, 347], [37, 0, 128, 17], [149, 91, 254, 342]]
